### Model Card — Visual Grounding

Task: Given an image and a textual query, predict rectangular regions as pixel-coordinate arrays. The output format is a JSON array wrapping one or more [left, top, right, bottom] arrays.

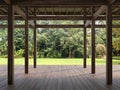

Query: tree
[[112, 27, 120, 56], [0, 20, 119, 58], [0, 28, 7, 56], [96, 44, 106, 58]]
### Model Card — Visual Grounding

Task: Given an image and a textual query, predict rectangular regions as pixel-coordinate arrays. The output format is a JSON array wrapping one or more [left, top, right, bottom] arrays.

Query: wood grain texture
[[0, 65, 120, 90], [8, 0, 14, 85]]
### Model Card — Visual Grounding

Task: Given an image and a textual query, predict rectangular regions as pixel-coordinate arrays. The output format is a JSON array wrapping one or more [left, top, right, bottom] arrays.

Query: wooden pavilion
[[0, 0, 120, 88]]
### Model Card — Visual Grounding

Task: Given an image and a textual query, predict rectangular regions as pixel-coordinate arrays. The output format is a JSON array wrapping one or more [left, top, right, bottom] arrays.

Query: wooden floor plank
[[0, 65, 120, 90]]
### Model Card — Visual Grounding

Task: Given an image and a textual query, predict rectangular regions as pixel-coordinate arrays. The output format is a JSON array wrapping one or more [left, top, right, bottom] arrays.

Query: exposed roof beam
[[30, 16, 91, 20], [0, 24, 120, 28], [0, 16, 120, 20], [3, 0, 26, 19], [13, 5, 27, 19], [36, 25, 84, 28], [3, 0, 10, 4], [85, 5, 106, 27], [85, 0, 116, 27], [93, 5, 106, 19], [3, 0, 34, 27], [0, 8, 7, 12], [27, 5, 91, 8], [14, 0, 107, 6], [0, 0, 119, 7]]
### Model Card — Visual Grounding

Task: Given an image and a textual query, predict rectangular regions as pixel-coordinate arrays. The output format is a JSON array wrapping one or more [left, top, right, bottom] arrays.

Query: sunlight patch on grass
[[0, 58, 120, 65]]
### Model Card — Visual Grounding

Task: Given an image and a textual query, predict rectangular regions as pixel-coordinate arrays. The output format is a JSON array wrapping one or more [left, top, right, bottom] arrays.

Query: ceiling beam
[[0, 15, 120, 20], [85, 5, 106, 27], [36, 25, 84, 28], [28, 5, 95, 8], [85, 0, 116, 27], [3, 0, 27, 19], [0, 0, 119, 7], [0, 25, 33, 28], [0, 24, 120, 28], [29, 16, 92, 20], [13, 5, 27, 19], [0, 8, 7, 12], [3, 0, 34, 27], [93, 5, 106, 19], [14, 0, 107, 6]]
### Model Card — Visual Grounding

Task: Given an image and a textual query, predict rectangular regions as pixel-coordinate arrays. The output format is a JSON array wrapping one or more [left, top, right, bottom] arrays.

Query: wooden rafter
[[85, 0, 117, 27], [0, 8, 7, 13], [3, 0, 34, 27], [0, 24, 120, 28], [0, 15, 120, 20], [3, 0, 27, 19], [13, 0, 107, 6]]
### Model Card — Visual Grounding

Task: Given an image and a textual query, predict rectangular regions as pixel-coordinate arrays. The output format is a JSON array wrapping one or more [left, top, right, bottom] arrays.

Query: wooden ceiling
[[0, 0, 120, 16], [1, 0, 109, 5]]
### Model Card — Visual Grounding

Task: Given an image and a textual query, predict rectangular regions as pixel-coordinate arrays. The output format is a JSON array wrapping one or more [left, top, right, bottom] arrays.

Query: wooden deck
[[0, 65, 120, 90]]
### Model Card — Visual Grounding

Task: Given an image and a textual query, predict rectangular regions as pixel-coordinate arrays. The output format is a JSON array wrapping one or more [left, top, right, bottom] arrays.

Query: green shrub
[[96, 44, 106, 58], [14, 49, 24, 58]]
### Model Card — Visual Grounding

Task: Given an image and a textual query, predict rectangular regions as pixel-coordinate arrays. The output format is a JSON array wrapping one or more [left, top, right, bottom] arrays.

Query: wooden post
[[106, 3, 112, 85], [91, 8, 95, 74], [33, 9, 37, 68], [25, 7, 29, 74], [8, 0, 14, 85], [83, 8, 87, 68]]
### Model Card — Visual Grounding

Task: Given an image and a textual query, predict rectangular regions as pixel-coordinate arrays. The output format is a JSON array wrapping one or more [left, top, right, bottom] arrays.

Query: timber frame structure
[[0, 0, 120, 85]]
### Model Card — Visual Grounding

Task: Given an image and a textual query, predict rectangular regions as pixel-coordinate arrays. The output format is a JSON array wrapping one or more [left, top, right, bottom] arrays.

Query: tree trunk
[[68, 47, 74, 58], [69, 47, 72, 58]]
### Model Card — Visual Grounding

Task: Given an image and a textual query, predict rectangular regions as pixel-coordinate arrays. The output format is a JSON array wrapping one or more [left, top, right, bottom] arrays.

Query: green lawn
[[0, 58, 120, 65]]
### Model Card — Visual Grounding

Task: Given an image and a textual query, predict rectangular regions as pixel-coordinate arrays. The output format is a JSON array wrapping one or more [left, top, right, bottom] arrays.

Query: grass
[[0, 58, 120, 65]]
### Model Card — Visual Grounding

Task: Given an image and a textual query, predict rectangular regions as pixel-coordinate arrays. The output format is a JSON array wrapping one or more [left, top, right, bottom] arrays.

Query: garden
[[0, 20, 120, 65]]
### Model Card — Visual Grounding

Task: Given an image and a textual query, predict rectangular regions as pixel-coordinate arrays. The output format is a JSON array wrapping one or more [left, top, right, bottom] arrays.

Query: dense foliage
[[0, 20, 119, 58]]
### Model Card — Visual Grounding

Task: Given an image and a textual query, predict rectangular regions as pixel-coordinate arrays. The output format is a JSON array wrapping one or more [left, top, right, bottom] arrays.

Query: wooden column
[[33, 9, 37, 68], [25, 7, 29, 74], [106, 3, 112, 85], [8, 0, 14, 85], [91, 8, 95, 74], [83, 8, 87, 68]]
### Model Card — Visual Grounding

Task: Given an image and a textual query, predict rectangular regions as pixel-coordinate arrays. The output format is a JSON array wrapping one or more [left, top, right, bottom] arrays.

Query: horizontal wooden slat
[[0, 24, 120, 28], [36, 25, 120, 28], [0, 25, 33, 28], [36, 25, 84, 28], [85, 0, 117, 27], [14, 0, 107, 6], [0, 65, 120, 90], [0, 16, 120, 20]]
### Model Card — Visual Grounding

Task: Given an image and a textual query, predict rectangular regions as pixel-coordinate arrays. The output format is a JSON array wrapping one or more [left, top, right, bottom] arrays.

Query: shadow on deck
[[0, 65, 120, 90]]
